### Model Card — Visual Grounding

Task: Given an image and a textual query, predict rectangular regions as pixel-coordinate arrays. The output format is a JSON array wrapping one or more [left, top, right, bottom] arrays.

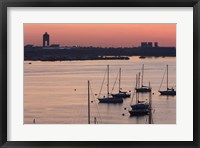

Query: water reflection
[[24, 57, 176, 124]]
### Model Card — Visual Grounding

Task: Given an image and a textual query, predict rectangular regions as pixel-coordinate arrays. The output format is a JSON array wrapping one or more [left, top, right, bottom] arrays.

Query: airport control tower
[[43, 32, 50, 47]]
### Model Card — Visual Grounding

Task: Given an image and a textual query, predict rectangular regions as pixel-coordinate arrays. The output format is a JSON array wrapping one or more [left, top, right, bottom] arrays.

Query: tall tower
[[43, 32, 50, 47]]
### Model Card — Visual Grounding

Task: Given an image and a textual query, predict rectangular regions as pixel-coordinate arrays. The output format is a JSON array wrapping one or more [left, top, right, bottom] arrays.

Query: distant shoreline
[[24, 55, 176, 62], [24, 47, 176, 61], [24, 56, 130, 61]]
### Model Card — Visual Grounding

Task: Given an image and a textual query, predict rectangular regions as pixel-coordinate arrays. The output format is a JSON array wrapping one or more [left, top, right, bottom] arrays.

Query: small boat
[[135, 64, 151, 93], [129, 83, 152, 116], [129, 102, 150, 116], [98, 65, 123, 103], [111, 91, 130, 98], [135, 85, 151, 93], [98, 97, 123, 103], [111, 68, 131, 98], [158, 65, 176, 96]]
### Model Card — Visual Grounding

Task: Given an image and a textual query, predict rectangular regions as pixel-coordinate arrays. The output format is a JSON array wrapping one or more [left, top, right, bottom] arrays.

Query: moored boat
[[98, 65, 123, 103], [135, 64, 151, 93], [98, 97, 123, 103], [111, 68, 131, 98], [129, 82, 152, 116], [158, 65, 176, 96], [129, 102, 150, 116]]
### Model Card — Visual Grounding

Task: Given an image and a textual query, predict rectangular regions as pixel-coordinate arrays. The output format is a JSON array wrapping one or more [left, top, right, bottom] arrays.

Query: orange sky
[[24, 24, 176, 47]]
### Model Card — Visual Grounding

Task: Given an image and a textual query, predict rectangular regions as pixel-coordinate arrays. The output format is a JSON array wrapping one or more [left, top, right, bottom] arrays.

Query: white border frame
[[7, 7, 193, 141]]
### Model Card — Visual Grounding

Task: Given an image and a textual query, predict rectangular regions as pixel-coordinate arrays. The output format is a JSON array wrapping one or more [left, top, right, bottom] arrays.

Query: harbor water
[[24, 57, 176, 124]]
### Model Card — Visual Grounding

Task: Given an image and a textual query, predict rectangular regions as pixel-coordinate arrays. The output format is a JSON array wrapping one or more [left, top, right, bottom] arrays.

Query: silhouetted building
[[154, 42, 158, 47], [141, 42, 148, 48], [141, 42, 155, 48], [147, 42, 152, 47], [43, 32, 50, 47]]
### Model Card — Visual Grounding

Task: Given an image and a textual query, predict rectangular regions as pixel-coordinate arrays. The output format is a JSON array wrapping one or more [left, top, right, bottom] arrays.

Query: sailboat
[[129, 80, 151, 116], [129, 92, 151, 116], [158, 65, 176, 96], [135, 64, 151, 93], [98, 65, 123, 103], [111, 68, 131, 98]]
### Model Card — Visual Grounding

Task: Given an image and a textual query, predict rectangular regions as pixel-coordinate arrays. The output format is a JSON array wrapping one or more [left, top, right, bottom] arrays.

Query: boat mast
[[149, 82, 152, 108], [149, 82, 152, 124], [141, 64, 144, 87], [167, 64, 168, 90], [136, 74, 138, 89], [88, 80, 90, 124], [119, 68, 121, 93], [107, 65, 109, 98], [137, 92, 139, 103], [138, 72, 141, 88]]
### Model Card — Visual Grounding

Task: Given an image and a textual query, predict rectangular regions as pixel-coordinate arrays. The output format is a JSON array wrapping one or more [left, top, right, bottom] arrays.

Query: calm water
[[24, 57, 176, 124]]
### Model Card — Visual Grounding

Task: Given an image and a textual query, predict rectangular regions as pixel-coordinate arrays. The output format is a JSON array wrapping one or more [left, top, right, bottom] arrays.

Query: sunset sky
[[24, 24, 176, 47]]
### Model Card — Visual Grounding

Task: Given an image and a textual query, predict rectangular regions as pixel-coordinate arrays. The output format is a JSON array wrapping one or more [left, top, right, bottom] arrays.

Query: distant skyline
[[24, 24, 176, 47]]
